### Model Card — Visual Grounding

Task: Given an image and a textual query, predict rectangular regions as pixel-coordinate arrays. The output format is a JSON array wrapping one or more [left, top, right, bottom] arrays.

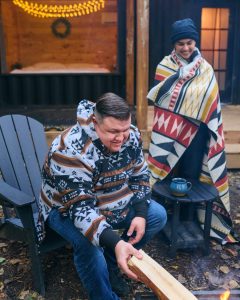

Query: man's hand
[[115, 240, 142, 280], [127, 216, 146, 245]]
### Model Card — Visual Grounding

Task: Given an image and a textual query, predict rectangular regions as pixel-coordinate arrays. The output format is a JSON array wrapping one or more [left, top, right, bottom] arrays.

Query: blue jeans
[[47, 200, 167, 300]]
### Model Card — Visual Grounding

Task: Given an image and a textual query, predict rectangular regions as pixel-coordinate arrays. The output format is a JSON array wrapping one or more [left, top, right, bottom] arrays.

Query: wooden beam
[[126, 0, 135, 106], [128, 250, 198, 300], [140, 129, 151, 151], [0, 0, 7, 73], [136, 0, 149, 130]]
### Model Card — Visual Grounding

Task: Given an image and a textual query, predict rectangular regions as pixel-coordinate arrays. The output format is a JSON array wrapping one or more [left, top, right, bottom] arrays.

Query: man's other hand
[[127, 216, 146, 245]]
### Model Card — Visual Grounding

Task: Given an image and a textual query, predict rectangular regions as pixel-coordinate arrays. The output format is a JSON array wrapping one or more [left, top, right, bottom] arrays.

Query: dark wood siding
[[0, 73, 124, 106]]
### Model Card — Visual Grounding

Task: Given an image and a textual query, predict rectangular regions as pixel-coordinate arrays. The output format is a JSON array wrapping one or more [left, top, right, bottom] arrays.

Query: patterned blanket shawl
[[147, 48, 236, 243]]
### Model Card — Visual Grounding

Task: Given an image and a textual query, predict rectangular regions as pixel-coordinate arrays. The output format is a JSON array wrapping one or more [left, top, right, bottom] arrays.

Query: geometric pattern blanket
[[147, 48, 236, 243]]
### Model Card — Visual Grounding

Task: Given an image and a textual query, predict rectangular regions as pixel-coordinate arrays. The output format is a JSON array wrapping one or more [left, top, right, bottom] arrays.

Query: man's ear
[[92, 114, 97, 124]]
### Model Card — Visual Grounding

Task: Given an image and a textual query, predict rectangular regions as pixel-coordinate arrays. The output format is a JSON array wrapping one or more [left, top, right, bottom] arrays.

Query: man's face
[[175, 39, 196, 60], [93, 115, 131, 152]]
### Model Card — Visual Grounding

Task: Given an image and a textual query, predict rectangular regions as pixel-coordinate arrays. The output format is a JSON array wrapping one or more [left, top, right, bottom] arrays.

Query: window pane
[[202, 50, 214, 65], [201, 29, 228, 50], [201, 7, 229, 94], [216, 9, 229, 29], [201, 8, 229, 29], [201, 30, 215, 49], [212, 51, 227, 70], [213, 30, 228, 49], [201, 8, 217, 29], [213, 51, 219, 69]]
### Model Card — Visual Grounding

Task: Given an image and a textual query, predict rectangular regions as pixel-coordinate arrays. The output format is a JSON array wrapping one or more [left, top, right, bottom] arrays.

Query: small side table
[[152, 179, 218, 257]]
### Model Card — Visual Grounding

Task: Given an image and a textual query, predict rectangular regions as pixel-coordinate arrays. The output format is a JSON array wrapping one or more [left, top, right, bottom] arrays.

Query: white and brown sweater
[[37, 100, 150, 249]]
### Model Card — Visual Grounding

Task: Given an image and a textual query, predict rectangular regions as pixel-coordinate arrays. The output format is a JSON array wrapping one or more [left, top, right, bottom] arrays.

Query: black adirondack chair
[[0, 115, 67, 295]]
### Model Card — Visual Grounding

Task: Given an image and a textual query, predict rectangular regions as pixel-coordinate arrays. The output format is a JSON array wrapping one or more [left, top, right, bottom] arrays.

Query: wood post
[[136, 0, 149, 130], [0, 0, 7, 73], [126, 0, 135, 106]]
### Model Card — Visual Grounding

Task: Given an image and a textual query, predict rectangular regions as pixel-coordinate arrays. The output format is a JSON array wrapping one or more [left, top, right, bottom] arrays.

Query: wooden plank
[[128, 250, 198, 300], [11, 115, 42, 202], [28, 117, 49, 167], [0, 115, 33, 195], [225, 144, 240, 169], [126, 0, 135, 106], [1, 0, 19, 72], [136, 0, 149, 130], [0, 120, 18, 186], [0, 0, 7, 73], [101, 12, 117, 23], [224, 131, 240, 144], [141, 129, 151, 150], [226, 155, 240, 169], [225, 143, 240, 154], [226, 148, 240, 169], [45, 130, 61, 147], [222, 105, 240, 131]]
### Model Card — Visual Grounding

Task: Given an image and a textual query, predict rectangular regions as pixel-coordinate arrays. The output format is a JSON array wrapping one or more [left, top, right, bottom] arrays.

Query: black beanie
[[170, 18, 199, 44]]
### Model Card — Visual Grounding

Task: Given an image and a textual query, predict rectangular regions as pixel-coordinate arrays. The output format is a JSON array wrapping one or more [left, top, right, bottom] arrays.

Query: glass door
[[200, 8, 231, 102]]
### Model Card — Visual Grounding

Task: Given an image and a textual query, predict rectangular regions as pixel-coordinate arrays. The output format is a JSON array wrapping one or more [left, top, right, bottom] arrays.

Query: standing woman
[[147, 18, 237, 244]]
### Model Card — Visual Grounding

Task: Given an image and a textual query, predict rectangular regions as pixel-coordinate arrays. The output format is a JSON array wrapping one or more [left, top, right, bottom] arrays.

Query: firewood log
[[128, 250, 197, 300]]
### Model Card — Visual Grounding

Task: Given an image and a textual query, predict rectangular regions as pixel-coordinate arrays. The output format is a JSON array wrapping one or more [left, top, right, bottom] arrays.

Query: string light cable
[[12, 0, 105, 18]]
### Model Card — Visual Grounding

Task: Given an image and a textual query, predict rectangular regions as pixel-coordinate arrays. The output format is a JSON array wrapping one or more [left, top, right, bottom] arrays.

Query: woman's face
[[174, 39, 196, 60]]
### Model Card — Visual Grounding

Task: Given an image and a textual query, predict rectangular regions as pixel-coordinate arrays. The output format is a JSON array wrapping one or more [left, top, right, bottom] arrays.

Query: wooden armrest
[[0, 181, 35, 207]]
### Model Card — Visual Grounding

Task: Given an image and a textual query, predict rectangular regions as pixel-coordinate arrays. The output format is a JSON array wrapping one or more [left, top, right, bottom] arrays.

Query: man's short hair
[[95, 93, 131, 121]]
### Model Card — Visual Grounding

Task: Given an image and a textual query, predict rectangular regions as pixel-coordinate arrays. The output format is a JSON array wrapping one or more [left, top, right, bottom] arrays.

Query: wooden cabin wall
[[0, 0, 118, 73], [0, 0, 19, 72]]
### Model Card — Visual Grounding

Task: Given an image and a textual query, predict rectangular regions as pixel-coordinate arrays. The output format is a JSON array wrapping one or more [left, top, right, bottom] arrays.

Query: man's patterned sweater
[[37, 100, 151, 248]]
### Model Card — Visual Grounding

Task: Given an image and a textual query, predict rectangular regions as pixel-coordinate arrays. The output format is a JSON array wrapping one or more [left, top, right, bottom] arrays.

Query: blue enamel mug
[[170, 178, 192, 196]]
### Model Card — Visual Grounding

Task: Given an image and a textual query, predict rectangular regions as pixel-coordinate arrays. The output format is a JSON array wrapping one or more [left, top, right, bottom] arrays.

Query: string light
[[12, 0, 105, 18]]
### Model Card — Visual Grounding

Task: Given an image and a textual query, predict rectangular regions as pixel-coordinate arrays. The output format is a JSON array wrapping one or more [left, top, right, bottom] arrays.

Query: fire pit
[[193, 289, 240, 300], [134, 289, 240, 300]]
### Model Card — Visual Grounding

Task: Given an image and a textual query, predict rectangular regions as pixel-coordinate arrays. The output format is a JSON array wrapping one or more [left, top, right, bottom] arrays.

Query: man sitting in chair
[[37, 92, 167, 300]]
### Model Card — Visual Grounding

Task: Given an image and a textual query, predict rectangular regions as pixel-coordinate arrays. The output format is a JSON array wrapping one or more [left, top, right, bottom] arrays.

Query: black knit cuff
[[132, 201, 148, 219], [99, 228, 121, 250]]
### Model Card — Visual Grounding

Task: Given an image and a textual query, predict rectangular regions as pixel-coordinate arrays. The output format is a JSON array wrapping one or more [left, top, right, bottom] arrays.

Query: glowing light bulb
[[12, 0, 105, 18]]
